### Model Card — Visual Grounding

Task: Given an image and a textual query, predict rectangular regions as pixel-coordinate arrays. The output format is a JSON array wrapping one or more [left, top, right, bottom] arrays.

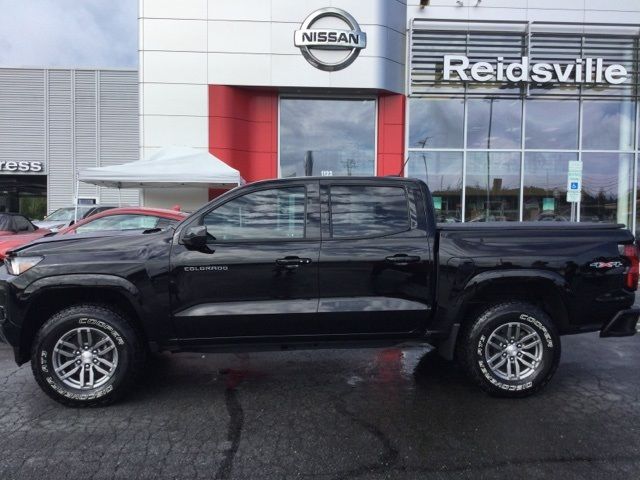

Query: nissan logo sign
[[294, 8, 367, 72]]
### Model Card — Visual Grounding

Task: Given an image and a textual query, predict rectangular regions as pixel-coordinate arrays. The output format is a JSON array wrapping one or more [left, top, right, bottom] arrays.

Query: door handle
[[276, 256, 312, 269], [385, 254, 421, 265]]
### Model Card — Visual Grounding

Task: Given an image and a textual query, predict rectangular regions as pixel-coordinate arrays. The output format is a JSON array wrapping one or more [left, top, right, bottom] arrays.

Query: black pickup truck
[[0, 177, 638, 406]]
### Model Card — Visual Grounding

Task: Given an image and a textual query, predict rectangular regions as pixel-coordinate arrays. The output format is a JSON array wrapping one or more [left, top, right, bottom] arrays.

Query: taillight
[[622, 244, 639, 290]]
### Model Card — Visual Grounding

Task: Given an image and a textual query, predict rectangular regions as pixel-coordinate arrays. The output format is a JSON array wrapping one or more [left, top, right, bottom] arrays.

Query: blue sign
[[570, 182, 579, 190]]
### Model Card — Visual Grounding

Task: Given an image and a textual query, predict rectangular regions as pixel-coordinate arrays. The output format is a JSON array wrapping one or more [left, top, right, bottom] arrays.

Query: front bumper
[[600, 308, 639, 337]]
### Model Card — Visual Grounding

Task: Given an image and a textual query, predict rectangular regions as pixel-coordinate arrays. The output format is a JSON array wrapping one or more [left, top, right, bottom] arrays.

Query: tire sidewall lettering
[[38, 315, 127, 401], [475, 311, 551, 392]]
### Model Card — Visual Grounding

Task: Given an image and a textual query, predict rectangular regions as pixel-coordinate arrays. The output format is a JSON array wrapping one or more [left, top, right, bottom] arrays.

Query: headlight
[[5, 256, 44, 275]]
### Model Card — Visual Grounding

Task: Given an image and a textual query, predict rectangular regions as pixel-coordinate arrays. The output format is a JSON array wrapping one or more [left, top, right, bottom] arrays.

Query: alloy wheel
[[51, 327, 119, 389], [484, 322, 543, 381]]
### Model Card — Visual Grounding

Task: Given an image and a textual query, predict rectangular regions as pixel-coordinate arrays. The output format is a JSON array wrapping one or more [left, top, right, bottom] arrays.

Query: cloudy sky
[[0, 0, 137, 68]]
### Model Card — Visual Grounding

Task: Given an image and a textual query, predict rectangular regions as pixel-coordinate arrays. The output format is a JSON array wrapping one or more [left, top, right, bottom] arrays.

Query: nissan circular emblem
[[294, 8, 367, 72]]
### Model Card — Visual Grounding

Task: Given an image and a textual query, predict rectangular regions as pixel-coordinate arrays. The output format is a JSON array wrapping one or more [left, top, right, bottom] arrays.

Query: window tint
[[75, 214, 160, 233], [203, 187, 306, 241], [330, 186, 409, 238]]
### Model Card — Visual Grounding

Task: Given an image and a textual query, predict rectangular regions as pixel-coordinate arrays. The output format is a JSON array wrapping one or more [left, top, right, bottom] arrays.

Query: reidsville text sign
[[443, 55, 628, 85]]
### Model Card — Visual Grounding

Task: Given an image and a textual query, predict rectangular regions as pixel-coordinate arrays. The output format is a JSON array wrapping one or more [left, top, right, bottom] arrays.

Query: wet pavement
[[0, 330, 638, 480]]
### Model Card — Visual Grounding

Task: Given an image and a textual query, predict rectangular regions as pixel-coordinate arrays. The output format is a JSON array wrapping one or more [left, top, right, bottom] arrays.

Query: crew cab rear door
[[170, 180, 321, 340], [318, 179, 434, 335]]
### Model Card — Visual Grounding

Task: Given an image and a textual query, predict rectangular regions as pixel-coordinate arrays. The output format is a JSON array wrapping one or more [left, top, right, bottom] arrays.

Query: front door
[[170, 181, 320, 340], [317, 180, 434, 336]]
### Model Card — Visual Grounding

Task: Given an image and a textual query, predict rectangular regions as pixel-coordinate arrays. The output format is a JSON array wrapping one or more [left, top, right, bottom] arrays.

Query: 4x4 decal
[[589, 261, 623, 269]]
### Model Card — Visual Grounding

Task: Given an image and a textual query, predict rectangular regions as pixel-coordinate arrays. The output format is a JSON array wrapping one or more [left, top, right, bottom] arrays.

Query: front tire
[[31, 305, 145, 407], [457, 302, 561, 398]]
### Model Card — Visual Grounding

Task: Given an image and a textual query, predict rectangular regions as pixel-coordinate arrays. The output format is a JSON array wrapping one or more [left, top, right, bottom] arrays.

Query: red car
[[0, 213, 51, 260], [57, 206, 187, 235], [0, 207, 186, 259]]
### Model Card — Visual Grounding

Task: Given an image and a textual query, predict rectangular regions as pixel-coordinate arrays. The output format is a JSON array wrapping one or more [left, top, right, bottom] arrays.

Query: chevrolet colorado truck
[[0, 177, 638, 407]]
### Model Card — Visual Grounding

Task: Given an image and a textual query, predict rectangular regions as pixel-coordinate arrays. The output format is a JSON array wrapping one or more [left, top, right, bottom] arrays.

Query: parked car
[[56, 206, 187, 235], [33, 205, 115, 232], [0, 207, 186, 260], [0, 213, 50, 260], [0, 177, 638, 407]]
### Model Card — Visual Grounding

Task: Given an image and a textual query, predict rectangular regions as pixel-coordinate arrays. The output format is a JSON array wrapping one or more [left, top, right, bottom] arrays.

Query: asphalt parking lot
[[0, 329, 638, 480]]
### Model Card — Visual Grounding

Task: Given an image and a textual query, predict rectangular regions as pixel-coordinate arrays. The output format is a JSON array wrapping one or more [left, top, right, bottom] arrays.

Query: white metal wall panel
[[47, 70, 74, 212], [98, 71, 139, 206], [74, 70, 99, 200], [0, 69, 45, 163], [0, 67, 139, 213]]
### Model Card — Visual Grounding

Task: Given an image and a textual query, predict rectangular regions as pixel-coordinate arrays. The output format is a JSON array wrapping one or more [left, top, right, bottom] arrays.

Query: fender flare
[[15, 274, 145, 365], [437, 269, 570, 360]]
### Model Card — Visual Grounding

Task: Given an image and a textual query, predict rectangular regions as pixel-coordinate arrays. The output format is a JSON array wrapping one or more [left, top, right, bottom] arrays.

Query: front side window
[[330, 186, 409, 238], [280, 98, 376, 178], [203, 187, 306, 241]]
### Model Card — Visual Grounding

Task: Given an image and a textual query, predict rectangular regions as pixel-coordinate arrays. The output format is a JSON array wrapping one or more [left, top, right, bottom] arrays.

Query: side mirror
[[182, 225, 208, 250]]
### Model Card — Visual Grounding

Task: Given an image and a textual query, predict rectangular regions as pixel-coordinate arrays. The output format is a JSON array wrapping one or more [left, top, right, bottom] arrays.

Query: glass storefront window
[[467, 98, 522, 149], [407, 151, 463, 223], [465, 152, 521, 222], [525, 100, 579, 150], [279, 98, 376, 178], [523, 152, 577, 222], [409, 98, 464, 148], [580, 153, 633, 227], [582, 101, 635, 151]]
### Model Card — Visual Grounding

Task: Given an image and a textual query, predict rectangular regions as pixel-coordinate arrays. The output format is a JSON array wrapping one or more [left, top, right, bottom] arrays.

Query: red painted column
[[208, 86, 278, 199], [377, 93, 406, 177]]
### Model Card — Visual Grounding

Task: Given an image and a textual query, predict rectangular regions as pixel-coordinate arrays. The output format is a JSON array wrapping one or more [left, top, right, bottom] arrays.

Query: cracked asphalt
[[0, 332, 638, 479]]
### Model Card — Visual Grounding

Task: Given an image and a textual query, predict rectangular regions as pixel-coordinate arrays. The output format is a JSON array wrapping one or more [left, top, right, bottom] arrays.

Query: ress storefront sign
[[443, 55, 628, 85], [0, 161, 44, 174]]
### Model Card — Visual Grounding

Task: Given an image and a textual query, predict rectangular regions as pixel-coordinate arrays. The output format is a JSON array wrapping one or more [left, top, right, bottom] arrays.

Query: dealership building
[[136, 0, 640, 230], [3, 1, 639, 227], [0, 68, 139, 218]]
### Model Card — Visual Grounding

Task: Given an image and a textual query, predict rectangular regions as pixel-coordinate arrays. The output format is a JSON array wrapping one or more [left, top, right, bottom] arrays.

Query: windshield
[[44, 207, 92, 222]]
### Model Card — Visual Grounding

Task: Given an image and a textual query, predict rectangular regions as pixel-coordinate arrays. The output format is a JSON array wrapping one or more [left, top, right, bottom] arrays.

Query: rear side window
[[329, 185, 409, 238]]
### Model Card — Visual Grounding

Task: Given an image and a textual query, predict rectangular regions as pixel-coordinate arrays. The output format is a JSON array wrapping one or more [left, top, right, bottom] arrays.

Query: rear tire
[[456, 302, 561, 398], [31, 304, 145, 407]]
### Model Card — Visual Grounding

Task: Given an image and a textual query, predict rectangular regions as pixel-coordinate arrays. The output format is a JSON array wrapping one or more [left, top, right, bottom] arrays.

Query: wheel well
[[457, 280, 569, 336], [19, 287, 146, 364]]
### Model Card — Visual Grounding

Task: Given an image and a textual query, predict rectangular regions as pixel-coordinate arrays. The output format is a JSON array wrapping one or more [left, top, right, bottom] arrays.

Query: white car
[[33, 206, 115, 232]]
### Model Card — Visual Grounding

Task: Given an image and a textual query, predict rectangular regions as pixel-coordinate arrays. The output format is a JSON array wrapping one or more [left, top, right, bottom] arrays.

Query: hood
[[10, 227, 175, 257], [0, 230, 52, 259]]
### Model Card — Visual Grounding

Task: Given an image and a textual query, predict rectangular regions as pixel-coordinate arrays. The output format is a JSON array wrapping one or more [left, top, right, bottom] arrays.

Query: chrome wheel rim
[[484, 322, 543, 381], [52, 327, 119, 389]]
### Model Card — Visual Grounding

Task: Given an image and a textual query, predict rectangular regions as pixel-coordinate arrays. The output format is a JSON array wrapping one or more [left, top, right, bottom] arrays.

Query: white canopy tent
[[78, 146, 242, 189], [77, 147, 242, 212]]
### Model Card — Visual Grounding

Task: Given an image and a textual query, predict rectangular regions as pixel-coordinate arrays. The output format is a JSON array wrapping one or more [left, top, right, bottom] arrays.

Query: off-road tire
[[31, 304, 145, 407], [456, 301, 561, 398]]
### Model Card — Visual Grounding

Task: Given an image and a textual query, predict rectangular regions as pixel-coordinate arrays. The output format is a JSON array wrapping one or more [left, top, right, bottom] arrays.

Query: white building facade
[[139, 0, 640, 231]]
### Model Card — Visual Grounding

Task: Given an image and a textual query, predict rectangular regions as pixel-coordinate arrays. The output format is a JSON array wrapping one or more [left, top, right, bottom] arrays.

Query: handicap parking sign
[[570, 182, 578, 190]]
